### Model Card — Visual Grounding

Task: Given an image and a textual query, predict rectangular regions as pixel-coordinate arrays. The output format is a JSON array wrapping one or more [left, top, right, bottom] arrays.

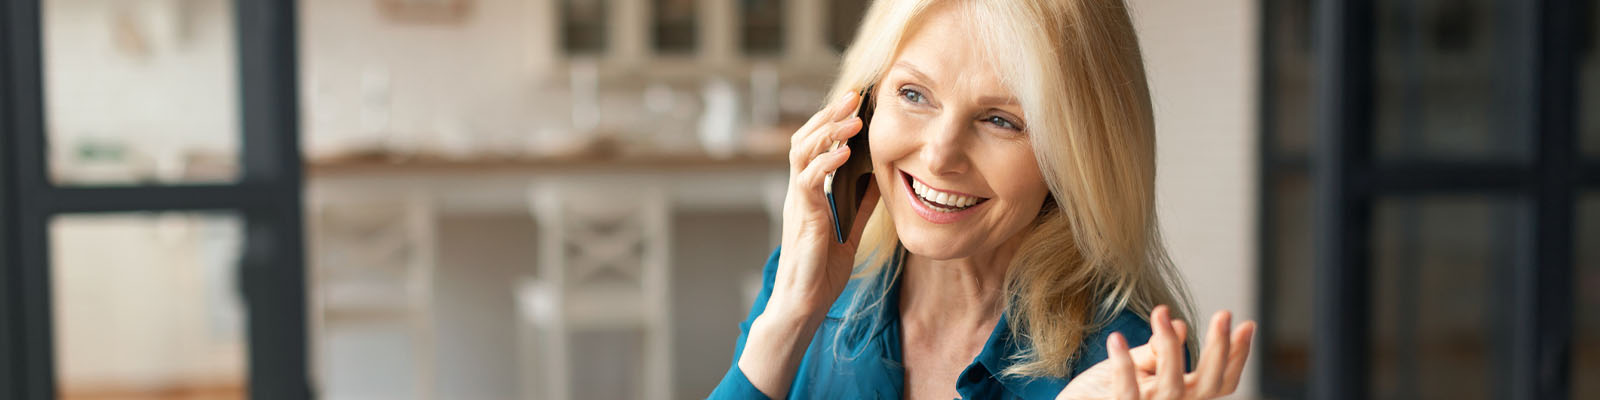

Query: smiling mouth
[[901, 171, 990, 213]]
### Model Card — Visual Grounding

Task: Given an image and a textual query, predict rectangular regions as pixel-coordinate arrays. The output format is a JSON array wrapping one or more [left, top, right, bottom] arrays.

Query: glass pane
[[740, 0, 784, 54], [1267, 0, 1313, 159], [1373, 0, 1526, 162], [562, 0, 608, 54], [1576, 193, 1600, 399], [827, 0, 870, 53], [51, 212, 247, 399], [652, 0, 697, 53], [1262, 173, 1314, 392], [1369, 196, 1518, 400], [1583, 0, 1599, 158], [43, 0, 241, 185]]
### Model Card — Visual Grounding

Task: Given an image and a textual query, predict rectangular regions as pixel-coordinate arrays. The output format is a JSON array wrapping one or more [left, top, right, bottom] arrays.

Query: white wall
[[43, 0, 239, 183], [51, 214, 246, 391], [298, 0, 559, 160], [1130, 0, 1260, 397]]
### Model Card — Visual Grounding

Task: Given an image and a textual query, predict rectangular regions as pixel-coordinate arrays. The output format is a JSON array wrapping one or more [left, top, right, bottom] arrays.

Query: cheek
[[988, 148, 1049, 207], [867, 113, 919, 170]]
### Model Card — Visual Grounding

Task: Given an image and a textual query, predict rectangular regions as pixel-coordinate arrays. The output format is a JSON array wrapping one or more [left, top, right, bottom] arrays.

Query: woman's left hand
[[1057, 306, 1256, 400]]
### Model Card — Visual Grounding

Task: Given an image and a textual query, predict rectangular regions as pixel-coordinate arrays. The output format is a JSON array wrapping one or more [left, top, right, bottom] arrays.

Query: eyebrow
[[891, 60, 1020, 107]]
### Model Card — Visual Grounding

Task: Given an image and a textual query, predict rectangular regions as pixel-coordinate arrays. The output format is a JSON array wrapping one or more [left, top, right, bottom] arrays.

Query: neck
[[897, 235, 1026, 334]]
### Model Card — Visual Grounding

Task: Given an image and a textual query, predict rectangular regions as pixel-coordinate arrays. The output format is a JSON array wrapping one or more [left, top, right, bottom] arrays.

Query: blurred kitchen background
[[2, 0, 1598, 399]]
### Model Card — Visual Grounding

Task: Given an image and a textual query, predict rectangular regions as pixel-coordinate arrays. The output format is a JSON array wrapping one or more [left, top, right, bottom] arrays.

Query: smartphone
[[825, 86, 876, 244]]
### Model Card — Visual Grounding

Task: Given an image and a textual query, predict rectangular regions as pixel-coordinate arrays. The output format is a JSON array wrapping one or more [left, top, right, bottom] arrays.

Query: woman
[[712, 0, 1255, 398]]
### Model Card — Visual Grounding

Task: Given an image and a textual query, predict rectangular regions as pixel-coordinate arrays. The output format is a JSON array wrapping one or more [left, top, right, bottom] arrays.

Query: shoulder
[[1100, 310, 1155, 346], [1069, 309, 1152, 377]]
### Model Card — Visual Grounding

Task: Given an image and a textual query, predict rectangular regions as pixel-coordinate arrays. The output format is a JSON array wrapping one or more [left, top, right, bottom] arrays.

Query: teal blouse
[[709, 248, 1157, 399]]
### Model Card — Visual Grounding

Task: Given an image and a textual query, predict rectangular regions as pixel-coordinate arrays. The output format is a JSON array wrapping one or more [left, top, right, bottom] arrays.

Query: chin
[[895, 227, 980, 261]]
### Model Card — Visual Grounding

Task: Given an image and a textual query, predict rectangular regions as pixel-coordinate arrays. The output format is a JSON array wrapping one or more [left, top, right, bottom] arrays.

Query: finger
[[788, 91, 859, 171], [1192, 311, 1232, 397], [1172, 319, 1189, 350], [830, 118, 867, 141], [1220, 320, 1257, 394], [1107, 333, 1141, 400], [815, 118, 862, 157], [790, 117, 861, 172], [1150, 306, 1184, 400], [831, 90, 864, 121], [792, 104, 831, 148], [1138, 375, 1160, 400], [800, 145, 852, 192], [1170, 319, 1191, 372], [794, 91, 862, 146], [789, 118, 834, 171]]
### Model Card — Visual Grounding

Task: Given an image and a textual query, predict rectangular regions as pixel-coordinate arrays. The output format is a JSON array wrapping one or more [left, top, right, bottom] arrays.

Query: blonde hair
[[825, 0, 1197, 377]]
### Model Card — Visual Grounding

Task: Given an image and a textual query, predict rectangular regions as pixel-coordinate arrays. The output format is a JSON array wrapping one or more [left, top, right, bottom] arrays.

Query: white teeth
[[908, 176, 984, 212]]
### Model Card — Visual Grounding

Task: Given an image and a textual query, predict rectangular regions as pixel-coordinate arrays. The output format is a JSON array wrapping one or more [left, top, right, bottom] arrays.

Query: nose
[[918, 114, 970, 177]]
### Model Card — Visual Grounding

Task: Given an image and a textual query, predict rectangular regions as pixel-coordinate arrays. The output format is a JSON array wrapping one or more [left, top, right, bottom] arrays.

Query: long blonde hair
[[826, 0, 1197, 377]]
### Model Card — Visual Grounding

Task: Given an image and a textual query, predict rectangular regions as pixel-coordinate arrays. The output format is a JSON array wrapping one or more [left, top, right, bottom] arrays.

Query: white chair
[[308, 190, 437, 400], [519, 178, 672, 400]]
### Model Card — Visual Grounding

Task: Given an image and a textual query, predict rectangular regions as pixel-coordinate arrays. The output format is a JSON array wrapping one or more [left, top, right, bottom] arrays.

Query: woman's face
[[869, 6, 1050, 261]]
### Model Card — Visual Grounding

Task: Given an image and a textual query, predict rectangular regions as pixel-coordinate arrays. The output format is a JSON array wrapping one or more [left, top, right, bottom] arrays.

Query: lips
[[900, 170, 990, 222], [910, 178, 984, 210]]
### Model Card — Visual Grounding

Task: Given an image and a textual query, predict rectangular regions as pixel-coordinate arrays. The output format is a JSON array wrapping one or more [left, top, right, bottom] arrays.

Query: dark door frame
[[0, 0, 311, 398], [1257, 0, 1593, 399]]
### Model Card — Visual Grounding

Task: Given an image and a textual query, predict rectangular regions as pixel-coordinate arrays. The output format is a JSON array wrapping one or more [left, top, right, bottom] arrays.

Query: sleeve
[[707, 248, 782, 400]]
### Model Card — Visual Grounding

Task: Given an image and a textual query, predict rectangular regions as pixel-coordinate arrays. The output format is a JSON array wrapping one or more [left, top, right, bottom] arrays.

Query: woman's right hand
[[1056, 307, 1256, 400], [767, 90, 881, 320], [737, 90, 880, 399]]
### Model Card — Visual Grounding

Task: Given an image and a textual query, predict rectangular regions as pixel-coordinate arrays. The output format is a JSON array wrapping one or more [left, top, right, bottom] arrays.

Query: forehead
[[893, 2, 1012, 95]]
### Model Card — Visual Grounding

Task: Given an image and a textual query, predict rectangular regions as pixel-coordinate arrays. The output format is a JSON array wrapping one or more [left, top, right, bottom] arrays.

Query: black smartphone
[[826, 86, 876, 244]]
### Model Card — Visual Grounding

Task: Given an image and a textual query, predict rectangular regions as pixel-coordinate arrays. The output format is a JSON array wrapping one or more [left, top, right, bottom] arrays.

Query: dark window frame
[[1257, 0, 1594, 398], [0, 0, 310, 398]]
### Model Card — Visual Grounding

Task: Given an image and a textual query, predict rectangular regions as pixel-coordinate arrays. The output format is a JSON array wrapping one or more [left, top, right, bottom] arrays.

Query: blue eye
[[899, 88, 926, 104], [985, 115, 1019, 131]]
